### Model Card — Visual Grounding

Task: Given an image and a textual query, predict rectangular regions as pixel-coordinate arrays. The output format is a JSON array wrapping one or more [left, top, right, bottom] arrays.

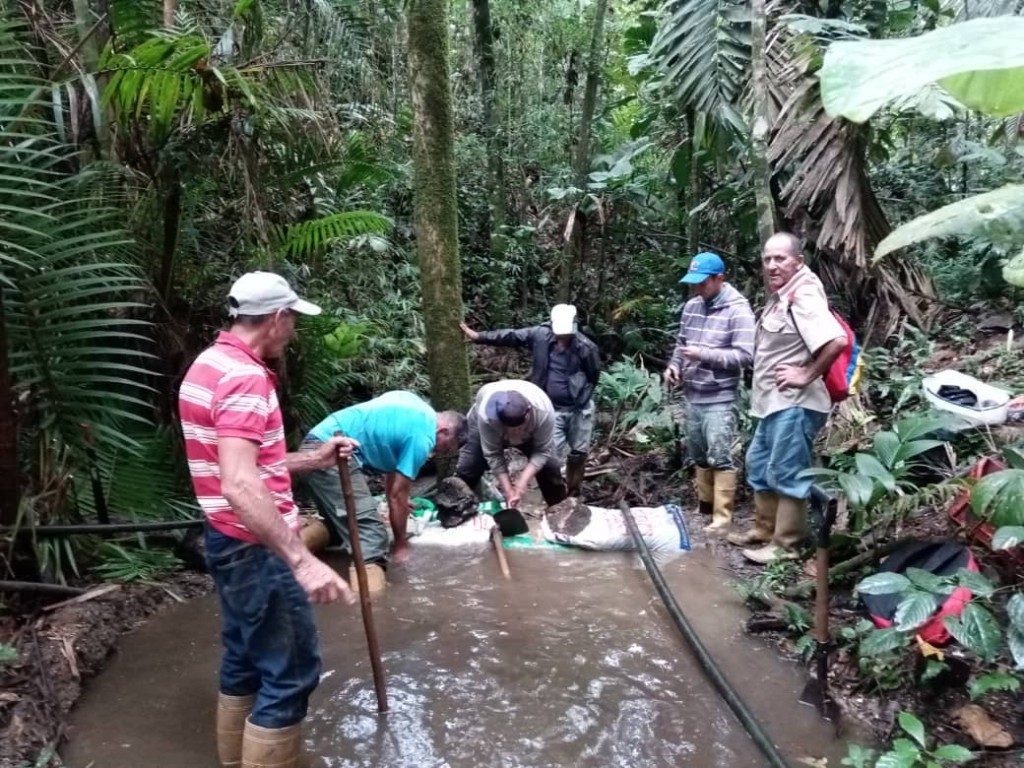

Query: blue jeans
[[205, 527, 322, 728], [746, 407, 827, 499]]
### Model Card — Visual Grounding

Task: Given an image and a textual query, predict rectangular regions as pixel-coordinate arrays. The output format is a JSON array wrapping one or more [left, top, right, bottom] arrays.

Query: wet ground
[[62, 529, 852, 768]]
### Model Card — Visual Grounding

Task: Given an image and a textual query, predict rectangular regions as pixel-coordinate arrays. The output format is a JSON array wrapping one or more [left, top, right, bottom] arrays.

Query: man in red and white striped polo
[[180, 271, 358, 768]]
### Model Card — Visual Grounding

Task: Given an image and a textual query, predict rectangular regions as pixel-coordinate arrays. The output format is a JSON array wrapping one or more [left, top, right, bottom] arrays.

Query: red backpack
[[787, 289, 863, 403]]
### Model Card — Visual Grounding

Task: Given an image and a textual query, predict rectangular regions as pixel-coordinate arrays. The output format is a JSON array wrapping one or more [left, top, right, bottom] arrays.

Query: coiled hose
[[618, 501, 792, 768]]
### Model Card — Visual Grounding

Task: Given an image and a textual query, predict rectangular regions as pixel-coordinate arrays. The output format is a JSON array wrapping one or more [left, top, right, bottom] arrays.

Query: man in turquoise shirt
[[303, 391, 465, 593]]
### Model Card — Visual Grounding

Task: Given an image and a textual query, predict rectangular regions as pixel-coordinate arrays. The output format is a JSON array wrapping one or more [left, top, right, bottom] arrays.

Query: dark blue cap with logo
[[680, 252, 725, 284], [485, 391, 529, 427]]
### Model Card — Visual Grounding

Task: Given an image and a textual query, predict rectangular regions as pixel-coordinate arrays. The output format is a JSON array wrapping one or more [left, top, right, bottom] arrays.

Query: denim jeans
[[553, 400, 596, 460], [745, 406, 827, 499], [684, 401, 738, 471], [205, 526, 322, 728]]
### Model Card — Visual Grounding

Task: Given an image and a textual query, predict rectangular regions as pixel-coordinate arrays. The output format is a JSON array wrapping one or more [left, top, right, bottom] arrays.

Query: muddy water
[[63, 543, 847, 767]]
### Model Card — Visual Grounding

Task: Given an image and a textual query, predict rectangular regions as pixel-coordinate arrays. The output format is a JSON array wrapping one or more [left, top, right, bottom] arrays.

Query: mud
[[61, 538, 851, 768]]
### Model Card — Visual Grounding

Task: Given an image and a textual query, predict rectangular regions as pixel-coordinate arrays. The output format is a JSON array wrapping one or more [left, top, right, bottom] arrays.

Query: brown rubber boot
[[348, 562, 387, 596], [217, 693, 255, 767], [694, 467, 714, 516], [742, 495, 805, 564], [727, 491, 777, 547], [565, 452, 587, 497], [705, 470, 736, 536], [241, 718, 301, 768]]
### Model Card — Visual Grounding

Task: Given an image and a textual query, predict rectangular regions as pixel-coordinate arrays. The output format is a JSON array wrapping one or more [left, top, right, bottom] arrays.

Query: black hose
[[0, 520, 205, 537], [618, 501, 792, 768]]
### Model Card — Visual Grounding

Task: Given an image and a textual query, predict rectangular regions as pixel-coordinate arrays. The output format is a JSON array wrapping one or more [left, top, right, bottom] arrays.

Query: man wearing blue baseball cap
[[664, 252, 755, 536], [456, 379, 566, 510]]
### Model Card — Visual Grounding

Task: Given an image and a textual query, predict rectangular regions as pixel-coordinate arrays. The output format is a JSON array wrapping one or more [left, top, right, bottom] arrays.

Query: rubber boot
[[241, 718, 301, 768], [705, 470, 736, 536], [217, 693, 255, 767], [565, 452, 586, 497], [694, 467, 714, 516], [349, 562, 387, 596], [742, 495, 805, 564], [727, 491, 777, 547]]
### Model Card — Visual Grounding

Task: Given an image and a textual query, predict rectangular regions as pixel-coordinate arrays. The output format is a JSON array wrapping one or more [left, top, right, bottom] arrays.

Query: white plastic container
[[922, 369, 1010, 426]]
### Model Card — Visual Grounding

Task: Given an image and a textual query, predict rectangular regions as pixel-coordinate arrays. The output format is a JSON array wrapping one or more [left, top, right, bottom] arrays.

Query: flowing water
[[62, 542, 849, 767]]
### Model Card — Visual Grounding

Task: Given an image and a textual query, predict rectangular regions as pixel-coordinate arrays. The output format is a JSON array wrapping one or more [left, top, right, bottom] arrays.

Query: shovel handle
[[491, 527, 511, 580], [334, 430, 388, 713]]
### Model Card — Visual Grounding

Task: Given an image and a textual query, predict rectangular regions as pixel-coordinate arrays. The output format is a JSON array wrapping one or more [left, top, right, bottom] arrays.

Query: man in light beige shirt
[[456, 379, 567, 509], [728, 233, 847, 564]]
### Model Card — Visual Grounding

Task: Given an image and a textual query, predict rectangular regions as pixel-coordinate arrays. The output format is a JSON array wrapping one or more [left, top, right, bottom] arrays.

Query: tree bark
[[163, 0, 178, 28], [750, 0, 775, 245], [685, 110, 701, 256], [558, 0, 609, 303], [0, 290, 19, 529], [471, 0, 510, 323], [408, 0, 472, 414], [71, 0, 111, 160]]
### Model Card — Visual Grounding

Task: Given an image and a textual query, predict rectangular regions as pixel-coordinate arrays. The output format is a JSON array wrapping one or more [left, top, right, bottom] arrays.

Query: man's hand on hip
[[775, 364, 814, 390], [292, 553, 356, 605]]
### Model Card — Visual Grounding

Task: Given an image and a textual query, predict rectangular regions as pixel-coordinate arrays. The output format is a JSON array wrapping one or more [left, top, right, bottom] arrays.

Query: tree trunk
[[685, 110, 701, 256], [408, 0, 472, 414], [71, 0, 111, 159], [471, 0, 510, 323], [0, 290, 19, 530], [558, 0, 609, 303], [750, 0, 775, 244], [163, 0, 177, 27]]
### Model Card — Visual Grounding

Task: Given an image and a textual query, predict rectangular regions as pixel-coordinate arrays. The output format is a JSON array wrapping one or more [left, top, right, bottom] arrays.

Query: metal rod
[[491, 527, 511, 580], [334, 431, 388, 713], [618, 501, 791, 768], [1, 520, 204, 537]]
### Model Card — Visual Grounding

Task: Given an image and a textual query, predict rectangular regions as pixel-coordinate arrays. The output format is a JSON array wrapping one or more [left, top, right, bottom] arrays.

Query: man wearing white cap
[[459, 304, 601, 496], [179, 272, 358, 768]]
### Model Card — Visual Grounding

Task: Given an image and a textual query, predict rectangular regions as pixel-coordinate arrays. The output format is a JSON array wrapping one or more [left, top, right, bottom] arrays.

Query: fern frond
[[275, 211, 391, 259]]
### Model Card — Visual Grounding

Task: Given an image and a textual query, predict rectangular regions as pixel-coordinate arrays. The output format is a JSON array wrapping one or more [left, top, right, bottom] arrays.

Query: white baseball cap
[[228, 272, 321, 317], [550, 304, 577, 335]]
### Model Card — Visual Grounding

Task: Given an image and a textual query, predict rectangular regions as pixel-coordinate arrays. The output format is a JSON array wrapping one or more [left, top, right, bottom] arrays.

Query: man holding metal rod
[[180, 272, 359, 768]]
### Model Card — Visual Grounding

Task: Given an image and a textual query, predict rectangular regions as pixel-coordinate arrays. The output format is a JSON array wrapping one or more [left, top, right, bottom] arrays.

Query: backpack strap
[[784, 289, 814, 357]]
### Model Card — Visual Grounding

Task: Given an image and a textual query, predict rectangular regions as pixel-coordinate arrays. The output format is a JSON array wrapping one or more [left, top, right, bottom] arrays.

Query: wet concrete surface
[[62, 538, 848, 767]]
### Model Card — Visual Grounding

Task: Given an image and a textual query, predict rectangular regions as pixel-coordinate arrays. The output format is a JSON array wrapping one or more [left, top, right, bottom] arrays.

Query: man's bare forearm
[[223, 478, 307, 569], [806, 338, 847, 382], [285, 448, 327, 475]]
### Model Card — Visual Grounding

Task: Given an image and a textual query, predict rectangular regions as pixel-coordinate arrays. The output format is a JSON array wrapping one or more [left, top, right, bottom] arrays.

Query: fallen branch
[[783, 537, 913, 599], [41, 584, 121, 612], [0, 581, 86, 598]]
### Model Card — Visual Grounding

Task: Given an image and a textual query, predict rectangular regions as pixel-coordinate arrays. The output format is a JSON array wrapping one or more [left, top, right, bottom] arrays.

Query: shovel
[[799, 484, 839, 722]]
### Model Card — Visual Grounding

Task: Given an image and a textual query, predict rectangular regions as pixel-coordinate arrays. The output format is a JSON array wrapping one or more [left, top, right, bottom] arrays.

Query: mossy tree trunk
[[471, 0, 510, 324], [558, 0, 609, 303], [750, 0, 776, 244], [408, 0, 472, 414]]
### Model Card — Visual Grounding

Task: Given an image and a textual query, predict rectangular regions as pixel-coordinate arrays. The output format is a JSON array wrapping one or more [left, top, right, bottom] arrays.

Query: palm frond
[[651, 0, 751, 132], [275, 211, 391, 259]]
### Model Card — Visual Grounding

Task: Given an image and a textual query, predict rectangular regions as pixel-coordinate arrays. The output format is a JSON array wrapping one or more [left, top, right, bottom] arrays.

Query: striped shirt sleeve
[[212, 369, 271, 443], [696, 302, 756, 371]]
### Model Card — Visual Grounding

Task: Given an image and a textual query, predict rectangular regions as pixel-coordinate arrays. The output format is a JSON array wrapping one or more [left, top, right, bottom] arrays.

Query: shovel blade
[[799, 679, 839, 722]]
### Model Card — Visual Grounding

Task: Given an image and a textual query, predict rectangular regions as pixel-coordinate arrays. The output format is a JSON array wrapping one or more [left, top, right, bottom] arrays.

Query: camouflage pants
[[682, 400, 738, 472]]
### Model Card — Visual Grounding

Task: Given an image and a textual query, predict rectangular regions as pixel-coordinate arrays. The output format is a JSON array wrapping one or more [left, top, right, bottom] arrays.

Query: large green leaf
[[897, 711, 926, 748], [1008, 594, 1024, 631], [943, 603, 1002, 662], [874, 184, 1024, 260], [971, 469, 1024, 527], [968, 672, 1021, 700], [859, 627, 909, 657], [992, 526, 1024, 550], [857, 572, 911, 596], [821, 17, 1024, 123], [894, 590, 940, 631]]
